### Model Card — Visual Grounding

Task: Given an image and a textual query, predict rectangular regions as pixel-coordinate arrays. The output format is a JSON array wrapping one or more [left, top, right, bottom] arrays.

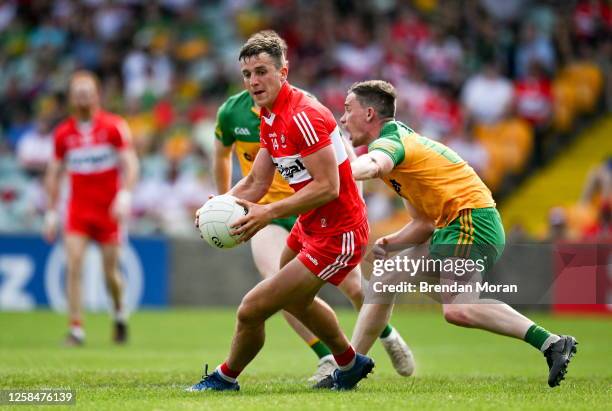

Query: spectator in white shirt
[[461, 61, 514, 124]]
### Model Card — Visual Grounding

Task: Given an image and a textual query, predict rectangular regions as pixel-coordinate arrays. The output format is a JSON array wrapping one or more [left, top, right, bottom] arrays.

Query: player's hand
[[230, 199, 271, 243], [43, 210, 59, 243], [111, 189, 131, 221], [371, 237, 391, 260]]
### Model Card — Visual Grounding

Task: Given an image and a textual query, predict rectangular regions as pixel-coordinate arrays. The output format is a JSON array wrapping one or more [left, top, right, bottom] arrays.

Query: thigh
[[242, 256, 325, 318], [439, 257, 483, 304], [64, 233, 89, 265], [250, 223, 289, 278], [100, 243, 120, 271]]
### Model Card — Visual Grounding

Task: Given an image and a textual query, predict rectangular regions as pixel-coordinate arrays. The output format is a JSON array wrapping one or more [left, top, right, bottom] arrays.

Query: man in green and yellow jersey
[[339, 80, 577, 388], [212, 32, 414, 383]]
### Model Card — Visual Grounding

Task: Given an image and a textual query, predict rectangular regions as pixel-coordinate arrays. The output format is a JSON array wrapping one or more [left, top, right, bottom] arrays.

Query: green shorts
[[429, 207, 505, 272], [270, 215, 298, 232]]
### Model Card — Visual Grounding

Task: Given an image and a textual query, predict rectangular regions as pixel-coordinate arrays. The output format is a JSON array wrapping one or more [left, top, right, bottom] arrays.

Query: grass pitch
[[0, 308, 610, 410]]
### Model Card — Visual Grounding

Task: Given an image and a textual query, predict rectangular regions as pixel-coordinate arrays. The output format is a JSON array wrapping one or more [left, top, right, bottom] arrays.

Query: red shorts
[[65, 210, 122, 245], [287, 221, 369, 286]]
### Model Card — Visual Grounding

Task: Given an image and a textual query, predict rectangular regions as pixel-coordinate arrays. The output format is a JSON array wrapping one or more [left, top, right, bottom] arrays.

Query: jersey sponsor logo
[[234, 127, 251, 136], [65, 144, 119, 174], [243, 152, 254, 162], [271, 154, 312, 184], [390, 179, 402, 193]]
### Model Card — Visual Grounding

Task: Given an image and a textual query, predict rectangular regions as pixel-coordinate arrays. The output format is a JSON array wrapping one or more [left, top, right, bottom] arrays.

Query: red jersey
[[54, 110, 130, 214], [259, 82, 366, 236]]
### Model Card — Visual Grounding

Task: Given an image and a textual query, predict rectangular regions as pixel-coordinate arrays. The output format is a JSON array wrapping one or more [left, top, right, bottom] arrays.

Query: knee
[[237, 295, 265, 326], [443, 305, 473, 327], [341, 279, 364, 307], [345, 286, 364, 308]]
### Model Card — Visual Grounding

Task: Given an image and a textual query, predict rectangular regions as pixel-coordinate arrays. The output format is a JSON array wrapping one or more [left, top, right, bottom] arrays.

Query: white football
[[197, 195, 248, 249]]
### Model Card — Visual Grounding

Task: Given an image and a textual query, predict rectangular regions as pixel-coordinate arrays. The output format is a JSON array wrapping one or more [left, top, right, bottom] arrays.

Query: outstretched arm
[[372, 200, 435, 259], [351, 150, 395, 180]]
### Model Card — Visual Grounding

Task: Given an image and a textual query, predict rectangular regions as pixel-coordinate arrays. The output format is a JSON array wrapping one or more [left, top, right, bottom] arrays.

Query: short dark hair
[[239, 30, 287, 68], [348, 80, 396, 118]]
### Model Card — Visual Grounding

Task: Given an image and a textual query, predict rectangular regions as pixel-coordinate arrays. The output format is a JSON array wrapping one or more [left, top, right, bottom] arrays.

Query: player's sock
[[308, 338, 333, 359], [114, 307, 127, 323], [334, 345, 356, 371], [69, 319, 85, 340], [379, 324, 393, 339], [524, 324, 560, 352], [217, 362, 241, 383]]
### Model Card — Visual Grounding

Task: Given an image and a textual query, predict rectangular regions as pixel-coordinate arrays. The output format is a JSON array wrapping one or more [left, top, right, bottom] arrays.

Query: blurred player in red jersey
[[189, 32, 374, 391], [43, 71, 139, 346]]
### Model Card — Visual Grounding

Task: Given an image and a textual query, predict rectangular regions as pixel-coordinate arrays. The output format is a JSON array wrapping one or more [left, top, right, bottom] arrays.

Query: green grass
[[0, 308, 610, 410]]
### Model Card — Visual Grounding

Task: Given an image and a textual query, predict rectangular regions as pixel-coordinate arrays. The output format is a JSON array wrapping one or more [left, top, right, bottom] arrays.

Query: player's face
[[340, 92, 369, 146], [240, 53, 287, 109], [69, 77, 99, 111]]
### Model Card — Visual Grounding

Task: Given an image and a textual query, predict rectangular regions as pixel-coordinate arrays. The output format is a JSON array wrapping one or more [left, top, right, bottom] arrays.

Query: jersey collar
[[379, 119, 397, 137], [261, 81, 292, 124]]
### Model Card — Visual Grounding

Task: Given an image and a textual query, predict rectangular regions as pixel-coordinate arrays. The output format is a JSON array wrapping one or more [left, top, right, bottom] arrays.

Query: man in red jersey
[[43, 71, 139, 346], [188, 32, 374, 392]]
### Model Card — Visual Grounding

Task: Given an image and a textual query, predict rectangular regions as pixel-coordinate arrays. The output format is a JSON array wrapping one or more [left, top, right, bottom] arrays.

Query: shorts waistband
[[465, 207, 498, 215]]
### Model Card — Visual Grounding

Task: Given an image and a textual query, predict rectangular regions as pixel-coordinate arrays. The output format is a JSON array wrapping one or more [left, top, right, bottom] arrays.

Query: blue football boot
[[186, 365, 240, 392], [332, 353, 374, 390]]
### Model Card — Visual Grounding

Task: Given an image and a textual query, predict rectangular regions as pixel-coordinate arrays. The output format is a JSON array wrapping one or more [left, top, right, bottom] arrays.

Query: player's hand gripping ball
[[196, 195, 248, 249]]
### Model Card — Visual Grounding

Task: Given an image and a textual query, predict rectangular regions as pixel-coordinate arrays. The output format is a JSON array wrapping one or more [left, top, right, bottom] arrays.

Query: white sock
[[216, 366, 237, 383], [114, 307, 128, 323], [380, 328, 397, 342], [70, 326, 85, 340], [319, 354, 335, 364], [540, 334, 561, 352], [337, 356, 356, 371]]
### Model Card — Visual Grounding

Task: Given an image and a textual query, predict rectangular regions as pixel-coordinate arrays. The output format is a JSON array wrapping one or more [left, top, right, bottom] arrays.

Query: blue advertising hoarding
[[0, 234, 168, 311]]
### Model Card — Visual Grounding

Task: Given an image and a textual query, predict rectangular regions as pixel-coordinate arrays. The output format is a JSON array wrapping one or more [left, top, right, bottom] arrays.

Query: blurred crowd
[[0, 0, 610, 237]]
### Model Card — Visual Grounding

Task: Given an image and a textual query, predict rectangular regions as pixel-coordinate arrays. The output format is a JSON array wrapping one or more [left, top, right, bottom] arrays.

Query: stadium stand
[[0, 0, 609, 238]]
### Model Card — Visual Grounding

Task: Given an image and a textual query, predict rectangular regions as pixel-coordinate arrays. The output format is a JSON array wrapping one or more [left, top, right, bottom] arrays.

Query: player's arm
[[232, 144, 339, 243], [214, 139, 234, 194], [372, 199, 435, 259], [43, 157, 64, 242], [228, 147, 276, 203], [351, 150, 395, 180], [112, 120, 139, 220], [351, 135, 403, 180], [268, 144, 339, 217]]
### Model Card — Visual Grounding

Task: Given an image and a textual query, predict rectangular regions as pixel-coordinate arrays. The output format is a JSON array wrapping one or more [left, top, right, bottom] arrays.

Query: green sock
[[524, 324, 555, 351], [379, 324, 393, 339], [309, 339, 332, 359]]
